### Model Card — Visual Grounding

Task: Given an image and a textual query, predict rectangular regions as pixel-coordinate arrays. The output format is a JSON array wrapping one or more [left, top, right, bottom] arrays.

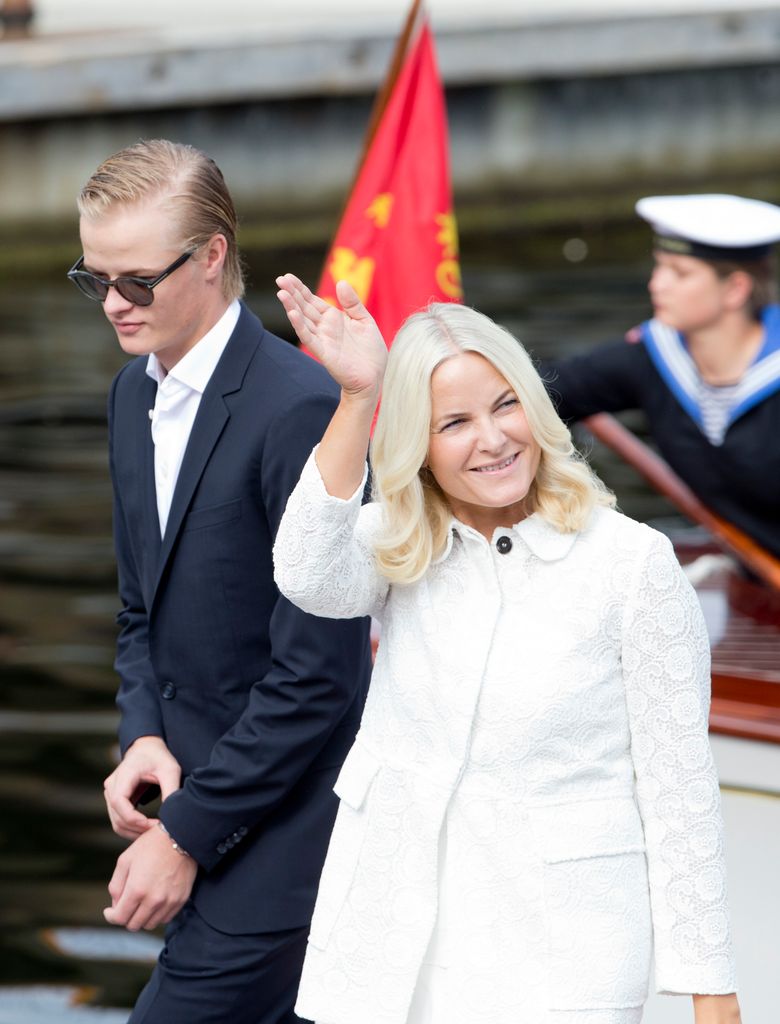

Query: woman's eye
[[441, 418, 465, 431], [498, 398, 519, 411]]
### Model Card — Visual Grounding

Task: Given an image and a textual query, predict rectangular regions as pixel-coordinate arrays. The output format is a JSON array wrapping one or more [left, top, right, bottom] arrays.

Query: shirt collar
[[641, 308, 780, 431], [145, 299, 242, 391], [436, 512, 578, 563]]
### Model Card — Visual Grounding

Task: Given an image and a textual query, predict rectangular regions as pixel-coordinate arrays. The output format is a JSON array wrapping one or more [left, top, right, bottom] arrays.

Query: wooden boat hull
[[676, 543, 780, 744]]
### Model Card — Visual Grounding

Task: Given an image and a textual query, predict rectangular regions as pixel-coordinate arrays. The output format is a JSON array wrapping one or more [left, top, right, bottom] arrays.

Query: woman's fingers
[[276, 274, 385, 372], [276, 274, 328, 322], [334, 279, 370, 322], [277, 293, 316, 350], [276, 275, 333, 349], [277, 295, 312, 348]]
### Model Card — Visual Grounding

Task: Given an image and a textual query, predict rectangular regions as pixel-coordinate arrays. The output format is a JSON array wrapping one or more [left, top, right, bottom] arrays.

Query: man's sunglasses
[[67, 251, 194, 307]]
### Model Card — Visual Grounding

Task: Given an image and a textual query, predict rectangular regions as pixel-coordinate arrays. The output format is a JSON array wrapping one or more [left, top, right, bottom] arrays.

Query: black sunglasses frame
[[67, 251, 194, 307]]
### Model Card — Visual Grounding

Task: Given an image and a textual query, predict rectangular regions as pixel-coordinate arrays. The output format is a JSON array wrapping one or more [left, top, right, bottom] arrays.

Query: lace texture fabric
[[273, 450, 737, 1024]]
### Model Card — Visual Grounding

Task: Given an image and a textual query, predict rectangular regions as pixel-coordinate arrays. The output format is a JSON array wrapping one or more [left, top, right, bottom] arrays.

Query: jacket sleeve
[[274, 447, 389, 621], [621, 528, 737, 995], [159, 391, 373, 871], [108, 371, 164, 755], [543, 338, 647, 423]]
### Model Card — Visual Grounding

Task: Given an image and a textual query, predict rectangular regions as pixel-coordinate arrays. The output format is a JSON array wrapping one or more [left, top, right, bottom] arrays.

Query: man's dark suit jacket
[[107, 303, 372, 935]]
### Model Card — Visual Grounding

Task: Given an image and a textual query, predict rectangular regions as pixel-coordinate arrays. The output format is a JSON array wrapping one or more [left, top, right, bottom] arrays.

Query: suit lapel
[[151, 306, 260, 600], [129, 373, 162, 608]]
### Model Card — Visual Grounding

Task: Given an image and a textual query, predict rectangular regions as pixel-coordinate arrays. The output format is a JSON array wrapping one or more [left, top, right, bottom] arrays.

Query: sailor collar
[[639, 304, 780, 437], [435, 512, 578, 564]]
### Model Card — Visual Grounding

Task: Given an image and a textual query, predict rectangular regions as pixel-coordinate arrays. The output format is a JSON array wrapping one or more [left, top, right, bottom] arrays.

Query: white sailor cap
[[636, 193, 780, 260]]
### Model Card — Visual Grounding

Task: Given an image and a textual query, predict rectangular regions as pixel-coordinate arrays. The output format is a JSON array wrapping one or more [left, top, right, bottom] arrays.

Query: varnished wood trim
[[710, 696, 780, 744]]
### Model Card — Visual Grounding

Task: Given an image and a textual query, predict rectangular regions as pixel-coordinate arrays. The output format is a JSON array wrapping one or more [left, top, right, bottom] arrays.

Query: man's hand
[[104, 823, 198, 931], [104, 735, 182, 839]]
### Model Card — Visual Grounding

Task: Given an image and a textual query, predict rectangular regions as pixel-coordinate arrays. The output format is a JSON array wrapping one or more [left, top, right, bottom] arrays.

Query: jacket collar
[[640, 304, 780, 434], [437, 512, 578, 563]]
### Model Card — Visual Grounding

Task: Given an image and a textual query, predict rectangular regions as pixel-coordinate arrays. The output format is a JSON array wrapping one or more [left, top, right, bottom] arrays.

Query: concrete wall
[[2, 5, 780, 235]]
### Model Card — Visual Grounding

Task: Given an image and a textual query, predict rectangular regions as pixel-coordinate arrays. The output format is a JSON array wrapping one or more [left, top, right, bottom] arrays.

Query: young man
[[69, 139, 372, 1023]]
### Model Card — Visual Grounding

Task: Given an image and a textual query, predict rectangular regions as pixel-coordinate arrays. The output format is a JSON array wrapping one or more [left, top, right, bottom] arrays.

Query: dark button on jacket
[[496, 536, 513, 555], [160, 681, 176, 700]]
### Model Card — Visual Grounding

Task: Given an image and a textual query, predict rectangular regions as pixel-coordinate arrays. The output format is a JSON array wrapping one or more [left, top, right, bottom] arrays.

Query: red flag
[[318, 18, 462, 347]]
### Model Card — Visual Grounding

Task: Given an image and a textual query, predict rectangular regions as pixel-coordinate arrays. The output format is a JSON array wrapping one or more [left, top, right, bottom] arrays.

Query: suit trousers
[[129, 902, 312, 1024]]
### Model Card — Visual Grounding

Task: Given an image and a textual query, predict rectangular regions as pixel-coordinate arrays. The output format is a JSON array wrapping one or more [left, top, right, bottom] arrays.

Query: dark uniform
[[545, 305, 780, 560]]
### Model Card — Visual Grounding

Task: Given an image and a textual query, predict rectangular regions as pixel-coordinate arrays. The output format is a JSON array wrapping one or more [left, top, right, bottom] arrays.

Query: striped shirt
[[697, 380, 740, 445]]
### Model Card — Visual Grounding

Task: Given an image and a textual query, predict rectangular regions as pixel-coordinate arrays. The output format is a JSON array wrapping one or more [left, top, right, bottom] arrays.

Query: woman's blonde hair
[[371, 303, 614, 584], [77, 139, 245, 301]]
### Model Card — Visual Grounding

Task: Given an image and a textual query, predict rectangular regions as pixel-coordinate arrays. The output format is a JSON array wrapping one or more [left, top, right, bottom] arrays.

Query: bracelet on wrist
[[157, 820, 191, 858]]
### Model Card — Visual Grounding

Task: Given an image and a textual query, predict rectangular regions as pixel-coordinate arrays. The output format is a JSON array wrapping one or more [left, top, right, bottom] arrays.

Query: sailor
[[546, 192, 780, 560]]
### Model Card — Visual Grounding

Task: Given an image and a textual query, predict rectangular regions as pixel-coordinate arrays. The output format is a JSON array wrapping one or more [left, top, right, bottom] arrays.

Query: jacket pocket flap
[[183, 498, 242, 532], [333, 740, 380, 811], [529, 795, 645, 864]]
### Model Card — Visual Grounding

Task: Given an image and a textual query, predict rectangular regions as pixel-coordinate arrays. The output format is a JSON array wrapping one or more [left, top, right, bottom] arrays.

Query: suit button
[[238, 826, 248, 838], [496, 536, 513, 555], [217, 842, 227, 855], [160, 681, 176, 700]]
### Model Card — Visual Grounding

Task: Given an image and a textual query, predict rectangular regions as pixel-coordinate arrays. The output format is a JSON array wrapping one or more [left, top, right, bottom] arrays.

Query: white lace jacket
[[273, 451, 736, 1024]]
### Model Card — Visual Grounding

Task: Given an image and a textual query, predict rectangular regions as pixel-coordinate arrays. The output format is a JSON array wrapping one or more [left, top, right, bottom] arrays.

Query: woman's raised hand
[[276, 274, 388, 401]]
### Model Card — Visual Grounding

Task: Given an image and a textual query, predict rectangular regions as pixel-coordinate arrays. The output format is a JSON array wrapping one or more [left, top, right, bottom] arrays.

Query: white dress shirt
[[146, 300, 241, 536]]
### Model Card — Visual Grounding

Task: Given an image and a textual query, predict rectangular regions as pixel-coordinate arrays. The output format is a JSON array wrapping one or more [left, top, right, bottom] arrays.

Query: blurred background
[[1, 1, 778, 1020]]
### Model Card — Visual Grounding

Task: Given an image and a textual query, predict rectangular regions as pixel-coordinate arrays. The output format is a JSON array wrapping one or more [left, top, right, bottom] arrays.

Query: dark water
[[0, 227, 676, 1019]]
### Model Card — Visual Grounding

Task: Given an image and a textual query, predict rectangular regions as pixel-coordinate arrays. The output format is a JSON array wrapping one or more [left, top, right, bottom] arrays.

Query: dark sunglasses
[[66, 251, 194, 307]]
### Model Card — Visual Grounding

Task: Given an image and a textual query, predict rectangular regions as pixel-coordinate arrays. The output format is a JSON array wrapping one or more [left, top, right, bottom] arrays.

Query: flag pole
[[320, 0, 426, 274], [354, 0, 425, 181], [316, 0, 458, 350]]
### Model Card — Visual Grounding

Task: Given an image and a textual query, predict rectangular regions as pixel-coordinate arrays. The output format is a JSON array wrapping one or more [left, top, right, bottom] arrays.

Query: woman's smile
[[426, 352, 542, 538], [470, 452, 519, 473]]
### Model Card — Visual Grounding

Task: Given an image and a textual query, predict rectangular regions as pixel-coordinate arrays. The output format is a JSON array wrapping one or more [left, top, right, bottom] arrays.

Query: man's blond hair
[[78, 139, 245, 301]]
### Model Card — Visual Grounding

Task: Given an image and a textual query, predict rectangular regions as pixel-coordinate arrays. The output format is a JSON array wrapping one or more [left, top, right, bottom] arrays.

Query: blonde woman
[[273, 274, 740, 1024]]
